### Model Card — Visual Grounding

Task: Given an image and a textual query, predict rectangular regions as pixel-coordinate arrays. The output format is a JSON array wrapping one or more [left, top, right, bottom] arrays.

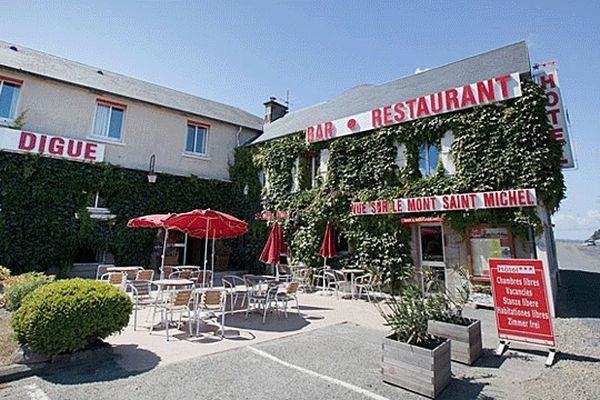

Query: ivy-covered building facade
[[248, 41, 565, 310]]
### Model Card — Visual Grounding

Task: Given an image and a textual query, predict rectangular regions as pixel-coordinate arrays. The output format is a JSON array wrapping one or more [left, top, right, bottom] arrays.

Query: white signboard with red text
[[489, 258, 555, 348], [532, 61, 575, 169], [0, 127, 105, 162], [351, 188, 537, 216], [306, 72, 522, 143]]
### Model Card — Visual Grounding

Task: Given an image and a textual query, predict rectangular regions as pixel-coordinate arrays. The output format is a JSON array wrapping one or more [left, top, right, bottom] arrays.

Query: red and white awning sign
[[489, 258, 555, 347], [0, 127, 105, 162], [306, 72, 523, 144], [351, 188, 537, 216], [532, 61, 575, 169]]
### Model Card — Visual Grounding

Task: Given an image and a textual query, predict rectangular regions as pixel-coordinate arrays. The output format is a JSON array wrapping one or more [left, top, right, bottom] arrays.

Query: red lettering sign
[[7, 130, 105, 162], [306, 72, 522, 144], [489, 259, 555, 347]]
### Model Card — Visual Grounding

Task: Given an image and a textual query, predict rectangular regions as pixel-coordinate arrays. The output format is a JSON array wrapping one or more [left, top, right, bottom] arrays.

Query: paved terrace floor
[[107, 290, 388, 370]]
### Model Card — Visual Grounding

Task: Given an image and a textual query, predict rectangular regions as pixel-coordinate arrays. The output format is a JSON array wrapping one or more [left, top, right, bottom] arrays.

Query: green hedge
[[0, 146, 264, 274], [5, 272, 55, 311], [11, 279, 132, 356]]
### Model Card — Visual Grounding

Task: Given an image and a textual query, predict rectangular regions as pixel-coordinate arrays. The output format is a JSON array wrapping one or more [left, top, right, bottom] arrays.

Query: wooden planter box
[[427, 319, 482, 365], [382, 336, 451, 399]]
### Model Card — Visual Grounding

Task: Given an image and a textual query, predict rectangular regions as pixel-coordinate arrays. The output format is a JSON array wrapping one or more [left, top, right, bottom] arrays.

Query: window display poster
[[469, 227, 512, 277]]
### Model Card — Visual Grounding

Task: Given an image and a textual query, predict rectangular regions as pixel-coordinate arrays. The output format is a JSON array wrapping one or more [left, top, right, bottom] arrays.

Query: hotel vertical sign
[[533, 61, 575, 169]]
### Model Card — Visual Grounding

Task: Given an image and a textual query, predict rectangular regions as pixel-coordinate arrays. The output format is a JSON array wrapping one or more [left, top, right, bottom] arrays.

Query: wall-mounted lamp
[[147, 154, 157, 183], [243, 184, 249, 196]]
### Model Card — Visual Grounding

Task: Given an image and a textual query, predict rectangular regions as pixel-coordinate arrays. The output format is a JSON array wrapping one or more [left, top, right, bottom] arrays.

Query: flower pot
[[382, 335, 451, 398], [427, 319, 482, 365]]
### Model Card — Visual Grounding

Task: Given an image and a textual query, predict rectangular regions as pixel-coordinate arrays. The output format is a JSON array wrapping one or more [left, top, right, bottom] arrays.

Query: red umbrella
[[259, 222, 287, 279], [163, 209, 248, 239], [260, 222, 287, 264], [163, 209, 248, 286], [127, 213, 171, 228], [320, 223, 336, 266]]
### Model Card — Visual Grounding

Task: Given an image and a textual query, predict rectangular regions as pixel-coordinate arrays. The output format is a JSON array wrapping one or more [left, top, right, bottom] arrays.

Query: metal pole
[[211, 231, 216, 287], [203, 221, 209, 288], [161, 228, 168, 269], [183, 233, 188, 264]]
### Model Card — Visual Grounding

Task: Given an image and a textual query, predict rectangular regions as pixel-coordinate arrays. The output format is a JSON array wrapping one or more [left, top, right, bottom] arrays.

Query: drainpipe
[[236, 126, 243, 147]]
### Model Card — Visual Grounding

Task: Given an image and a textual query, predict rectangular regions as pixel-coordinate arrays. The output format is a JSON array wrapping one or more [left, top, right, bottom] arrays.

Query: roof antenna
[[277, 90, 293, 111]]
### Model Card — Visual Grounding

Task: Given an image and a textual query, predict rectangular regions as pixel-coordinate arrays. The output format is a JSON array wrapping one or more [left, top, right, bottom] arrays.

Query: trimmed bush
[[5, 272, 55, 311], [12, 279, 132, 356]]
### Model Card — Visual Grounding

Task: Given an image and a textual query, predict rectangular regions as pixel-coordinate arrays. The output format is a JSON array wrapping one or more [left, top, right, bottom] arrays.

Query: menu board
[[469, 227, 513, 278]]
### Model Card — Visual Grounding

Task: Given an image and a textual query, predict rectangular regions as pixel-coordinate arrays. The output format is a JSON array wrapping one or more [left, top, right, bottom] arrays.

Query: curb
[[0, 341, 113, 384], [0, 362, 48, 384]]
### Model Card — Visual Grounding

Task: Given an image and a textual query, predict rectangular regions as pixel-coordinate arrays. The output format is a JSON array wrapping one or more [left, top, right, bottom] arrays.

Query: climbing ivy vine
[[248, 80, 564, 286], [0, 149, 261, 275]]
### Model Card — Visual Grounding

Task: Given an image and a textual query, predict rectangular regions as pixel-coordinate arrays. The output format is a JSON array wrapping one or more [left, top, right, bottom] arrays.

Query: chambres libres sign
[[306, 72, 522, 144]]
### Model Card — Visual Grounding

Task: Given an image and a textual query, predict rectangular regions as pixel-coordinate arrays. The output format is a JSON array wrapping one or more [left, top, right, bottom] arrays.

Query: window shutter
[[440, 130, 455, 175], [395, 143, 407, 169], [291, 158, 299, 193], [319, 149, 329, 183]]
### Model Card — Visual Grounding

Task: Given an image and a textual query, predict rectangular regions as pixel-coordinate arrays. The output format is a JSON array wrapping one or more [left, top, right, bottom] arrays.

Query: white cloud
[[414, 67, 430, 74], [553, 209, 600, 240]]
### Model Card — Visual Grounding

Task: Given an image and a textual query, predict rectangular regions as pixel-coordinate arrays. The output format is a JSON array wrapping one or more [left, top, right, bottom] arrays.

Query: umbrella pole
[[161, 228, 169, 272], [211, 232, 215, 287], [203, 222, 209, 288]]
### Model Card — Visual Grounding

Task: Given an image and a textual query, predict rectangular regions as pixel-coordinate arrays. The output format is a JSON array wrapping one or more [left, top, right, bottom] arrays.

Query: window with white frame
[[185, 123, 208, 156], [303, 153, 320, 188], [0, 77, 21, 121], [93, 101, 125, 140], [418, 142, 439, 177]]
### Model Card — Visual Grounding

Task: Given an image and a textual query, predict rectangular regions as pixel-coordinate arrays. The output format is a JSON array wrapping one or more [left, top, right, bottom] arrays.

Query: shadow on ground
[[224, 311, 310, 332], [556, 270, 600, 318], [39, 345, 160, 385]]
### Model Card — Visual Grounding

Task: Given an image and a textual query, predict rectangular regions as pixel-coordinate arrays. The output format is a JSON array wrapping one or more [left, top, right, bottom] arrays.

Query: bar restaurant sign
[[351, 188, 536, 216], [0, 127, 105, 162], [306, 72, 522, 144]]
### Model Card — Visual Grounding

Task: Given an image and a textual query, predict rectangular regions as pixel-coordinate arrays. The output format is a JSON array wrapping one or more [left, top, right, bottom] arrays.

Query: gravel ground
[[0, 308, 16, 366]]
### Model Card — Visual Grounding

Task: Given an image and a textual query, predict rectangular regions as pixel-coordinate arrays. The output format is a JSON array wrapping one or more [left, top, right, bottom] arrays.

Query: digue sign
[[306, 72, 522, 143], [0, 127, 105, 162], [532, 61, 575, 169], [351, 188, 537, 216]]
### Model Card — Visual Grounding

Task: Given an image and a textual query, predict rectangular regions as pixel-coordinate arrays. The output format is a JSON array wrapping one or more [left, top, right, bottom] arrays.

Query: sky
[[1, 1, 599, 240]]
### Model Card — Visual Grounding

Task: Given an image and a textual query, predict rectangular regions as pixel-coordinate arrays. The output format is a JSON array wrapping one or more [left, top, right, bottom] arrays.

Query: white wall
[[1, 68, 260, 180]]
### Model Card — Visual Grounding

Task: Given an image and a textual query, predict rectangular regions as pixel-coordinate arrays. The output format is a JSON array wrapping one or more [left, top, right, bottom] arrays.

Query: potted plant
[[379, 285, 451, 398], [425, 265, 482, 365]]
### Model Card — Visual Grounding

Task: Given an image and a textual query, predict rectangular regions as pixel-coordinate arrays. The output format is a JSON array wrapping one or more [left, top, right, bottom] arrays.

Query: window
[[185, 123, 208, 156], [257, 170, 266, 187], [0, 77, 21, 121], [86, 191, 108, 212], [418, 143, 439, 177], [291, 159, 299, 193], [93, 101, 125, 140], [301, 149, 329, 189]]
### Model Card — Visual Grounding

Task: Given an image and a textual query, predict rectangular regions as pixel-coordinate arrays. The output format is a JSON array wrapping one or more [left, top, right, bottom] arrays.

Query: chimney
[[264, 97, 288, 124]]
